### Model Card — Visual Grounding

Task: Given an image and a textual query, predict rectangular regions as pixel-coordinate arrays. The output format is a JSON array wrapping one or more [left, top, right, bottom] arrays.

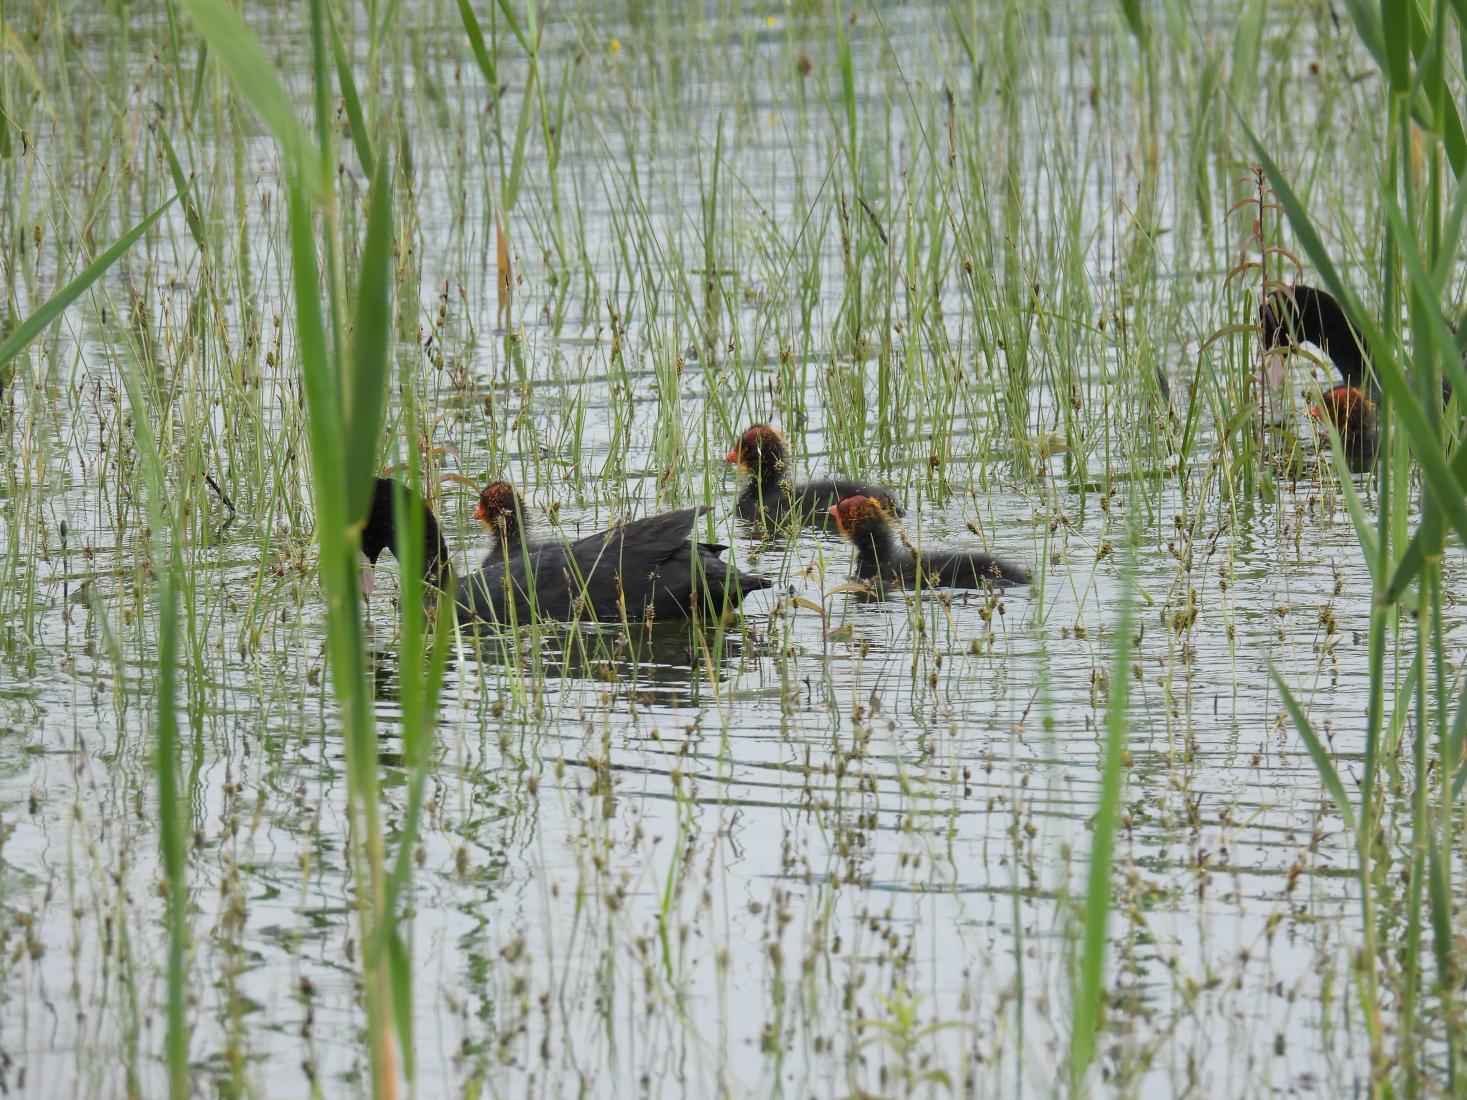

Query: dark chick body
[[361, 478, 769, 625], [1308, 388, 1379, 473], [829, 496, 1029, 590], [726, 425, 904, 527]]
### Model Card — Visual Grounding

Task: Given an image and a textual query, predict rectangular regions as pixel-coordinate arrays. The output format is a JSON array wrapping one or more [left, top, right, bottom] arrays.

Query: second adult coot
[[1262, 282, 1458, 471]]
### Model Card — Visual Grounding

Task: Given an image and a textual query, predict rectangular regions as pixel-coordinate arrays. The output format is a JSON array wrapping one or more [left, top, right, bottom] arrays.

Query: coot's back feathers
[[362, 478, 767, 625], [463, 503, 769, 623], [1264, 281, 1457, 401]]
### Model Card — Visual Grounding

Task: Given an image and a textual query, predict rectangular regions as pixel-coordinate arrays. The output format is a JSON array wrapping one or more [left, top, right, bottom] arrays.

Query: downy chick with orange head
[[725, 424, 904, 528], [473, 480, 540, 564], [829, 495, 1029, 590]]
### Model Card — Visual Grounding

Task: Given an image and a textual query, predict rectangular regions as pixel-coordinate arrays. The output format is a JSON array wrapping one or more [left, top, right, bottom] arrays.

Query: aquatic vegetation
[[0, 1, 1463, 1097]]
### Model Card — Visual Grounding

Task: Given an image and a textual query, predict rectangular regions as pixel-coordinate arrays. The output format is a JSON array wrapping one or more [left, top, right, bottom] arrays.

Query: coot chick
[[473, 481, 543, 564], [829, 495, 1029, 589], [362, 477, 768, 625], [725, 424, 904, 527], [1308, 387, 1379, 473]]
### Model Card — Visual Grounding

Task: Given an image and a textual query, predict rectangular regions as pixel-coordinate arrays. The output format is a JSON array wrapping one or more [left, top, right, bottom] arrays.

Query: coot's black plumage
[[360, 477, 453, 591], [1261, 284, 1373, 393], [1261, 283, 1457, 471], [474, 480, 735, 576], [725, 424, 904, 527], [829, 495, 1029, 590], [361, 477, 768, 624]]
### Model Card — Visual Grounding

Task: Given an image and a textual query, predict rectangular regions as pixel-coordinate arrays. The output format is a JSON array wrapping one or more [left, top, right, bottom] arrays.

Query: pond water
[[0, 1, 1460, 1096]]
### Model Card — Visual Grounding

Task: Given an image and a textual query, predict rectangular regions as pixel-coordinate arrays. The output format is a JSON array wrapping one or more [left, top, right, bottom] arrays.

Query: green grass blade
[[1270, 668, 1359, 832], [0, 189, 182, 372], [158, 131, 208, 257], [1229, 0, 1265, 104], [1387, 444, 1467, 601], [1449, 672, 1467, 797], [836, 12, 856, 158], [1116, 0, 1148, 46], [495, 0, 529, 53], [286, 182, 341, 487], [1340, 0, 1386, 74], [1383, 199, 1467, 403], [504, 63, 537, 212], [189, 39, 210, 120], [328, 7, 374, 175], [387, 926, 414, 1079], [1427, 833, 1453, 1002], [0, 90, 12, 158], [113, 293, 191, 1100], [345, 154, 393, 522], [1070, 559, 1133, 1090], [1379, 0, 1411, 93], [154, 565, 188, 1098], [455, 0, 498, 89], [179, 0, 323, 194]]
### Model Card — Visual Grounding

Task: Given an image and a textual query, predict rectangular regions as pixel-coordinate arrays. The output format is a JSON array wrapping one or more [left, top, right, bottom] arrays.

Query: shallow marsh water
[[0, 1, 1463, 1097]]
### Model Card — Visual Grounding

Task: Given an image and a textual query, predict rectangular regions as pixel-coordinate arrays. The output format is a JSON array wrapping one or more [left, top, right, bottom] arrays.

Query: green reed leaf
[[504, 63, 537, 212], [1380, 0, 1411, 93], [495, 0, 529, 54], [159, 131, 208, 257], [180, 0, 324, 196], [345, 154, 394, 523], [456, 0, 498, 90], [1272, 668, 1358, 831], [1070, 558, 1133, 1090], [0, 90, 12, 158], [1117, 0, 1148, 46], [0, 189, 182, 373], [329, 7, 374, 175]]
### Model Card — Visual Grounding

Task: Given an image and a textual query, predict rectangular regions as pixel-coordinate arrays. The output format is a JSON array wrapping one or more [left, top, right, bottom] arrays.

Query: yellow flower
[[610, 38, 622, 55], [765, 15, 777, 27]]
